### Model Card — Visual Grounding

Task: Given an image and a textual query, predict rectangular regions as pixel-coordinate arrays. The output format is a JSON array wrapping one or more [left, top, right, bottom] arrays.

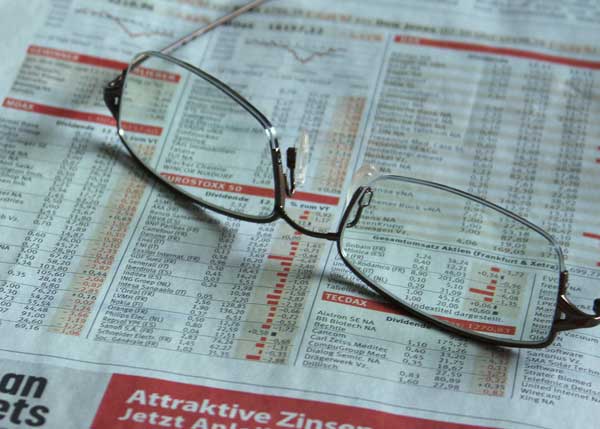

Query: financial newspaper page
[[0, 0, 599, 428]]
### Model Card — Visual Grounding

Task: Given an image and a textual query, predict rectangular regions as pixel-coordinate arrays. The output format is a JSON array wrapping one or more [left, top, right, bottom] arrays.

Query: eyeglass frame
[[103, 3, 600, 349]]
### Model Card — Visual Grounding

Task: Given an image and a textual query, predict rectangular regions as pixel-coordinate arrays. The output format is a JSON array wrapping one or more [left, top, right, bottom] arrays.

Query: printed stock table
[[1, 12, 599, 415]]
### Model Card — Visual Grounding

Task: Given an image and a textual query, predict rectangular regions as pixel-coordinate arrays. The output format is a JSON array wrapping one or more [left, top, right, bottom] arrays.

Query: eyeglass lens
[[341, 177, 561, 344], [119, 54, 276, 219]]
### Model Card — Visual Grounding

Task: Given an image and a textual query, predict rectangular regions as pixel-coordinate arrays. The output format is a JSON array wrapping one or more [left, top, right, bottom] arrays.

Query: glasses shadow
[[325, 272, 382, 300], [100, 143, 231, 235]]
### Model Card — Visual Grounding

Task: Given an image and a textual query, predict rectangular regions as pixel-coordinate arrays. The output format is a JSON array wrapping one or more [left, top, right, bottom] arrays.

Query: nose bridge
[[279, 209, 339, 241]]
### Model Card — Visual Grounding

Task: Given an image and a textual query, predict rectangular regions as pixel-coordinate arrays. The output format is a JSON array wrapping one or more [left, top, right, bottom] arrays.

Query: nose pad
[[285, 131, 310, 196], [346, 188, 373, 228], [345, 164, 379, 206]]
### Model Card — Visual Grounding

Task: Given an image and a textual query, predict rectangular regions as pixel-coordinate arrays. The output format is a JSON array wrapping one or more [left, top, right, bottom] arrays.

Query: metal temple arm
[[160, 0, 267, 55]]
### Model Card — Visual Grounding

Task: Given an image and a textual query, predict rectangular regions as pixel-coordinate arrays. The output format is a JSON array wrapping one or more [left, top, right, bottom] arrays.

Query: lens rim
[[117, 51, 282, 222], [336, 174, 566, 348]]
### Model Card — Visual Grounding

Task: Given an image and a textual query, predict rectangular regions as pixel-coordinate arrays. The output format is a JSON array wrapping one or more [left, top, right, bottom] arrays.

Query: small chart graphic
[[74, 8, 175, 39], [245, 39, 346, 65], [469, 266, 500, 304]]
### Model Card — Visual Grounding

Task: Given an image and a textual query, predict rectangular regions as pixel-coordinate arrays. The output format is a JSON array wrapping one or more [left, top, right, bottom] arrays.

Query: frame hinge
[[555, 292, 600, 331]]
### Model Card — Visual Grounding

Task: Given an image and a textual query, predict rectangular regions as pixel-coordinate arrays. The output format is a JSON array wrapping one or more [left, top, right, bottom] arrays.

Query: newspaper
[[0, 0, 599, 428]]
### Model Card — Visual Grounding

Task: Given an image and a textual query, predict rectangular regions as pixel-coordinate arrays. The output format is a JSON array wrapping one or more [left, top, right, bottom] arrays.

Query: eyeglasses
[[103, 2, 599, 349]]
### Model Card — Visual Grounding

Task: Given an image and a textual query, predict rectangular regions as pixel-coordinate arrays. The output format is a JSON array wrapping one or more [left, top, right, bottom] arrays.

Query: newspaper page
[[0, 0, 599, 428]]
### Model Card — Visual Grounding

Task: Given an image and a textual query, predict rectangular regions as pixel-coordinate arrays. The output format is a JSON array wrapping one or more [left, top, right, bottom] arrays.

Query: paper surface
[[0, 1, 599, 428], [0, 1, 49, 99]]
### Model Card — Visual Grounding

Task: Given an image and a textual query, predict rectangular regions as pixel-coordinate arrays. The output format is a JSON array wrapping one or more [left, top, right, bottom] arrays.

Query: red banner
[[92, 374, 496, 429], [2, 98, 162, 136], [27, 45, 180, 82], [322, 291, 515, 335], [160, 172, 340, 205], [394, 35, 600, 70], [28, 45, 128, 70]]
